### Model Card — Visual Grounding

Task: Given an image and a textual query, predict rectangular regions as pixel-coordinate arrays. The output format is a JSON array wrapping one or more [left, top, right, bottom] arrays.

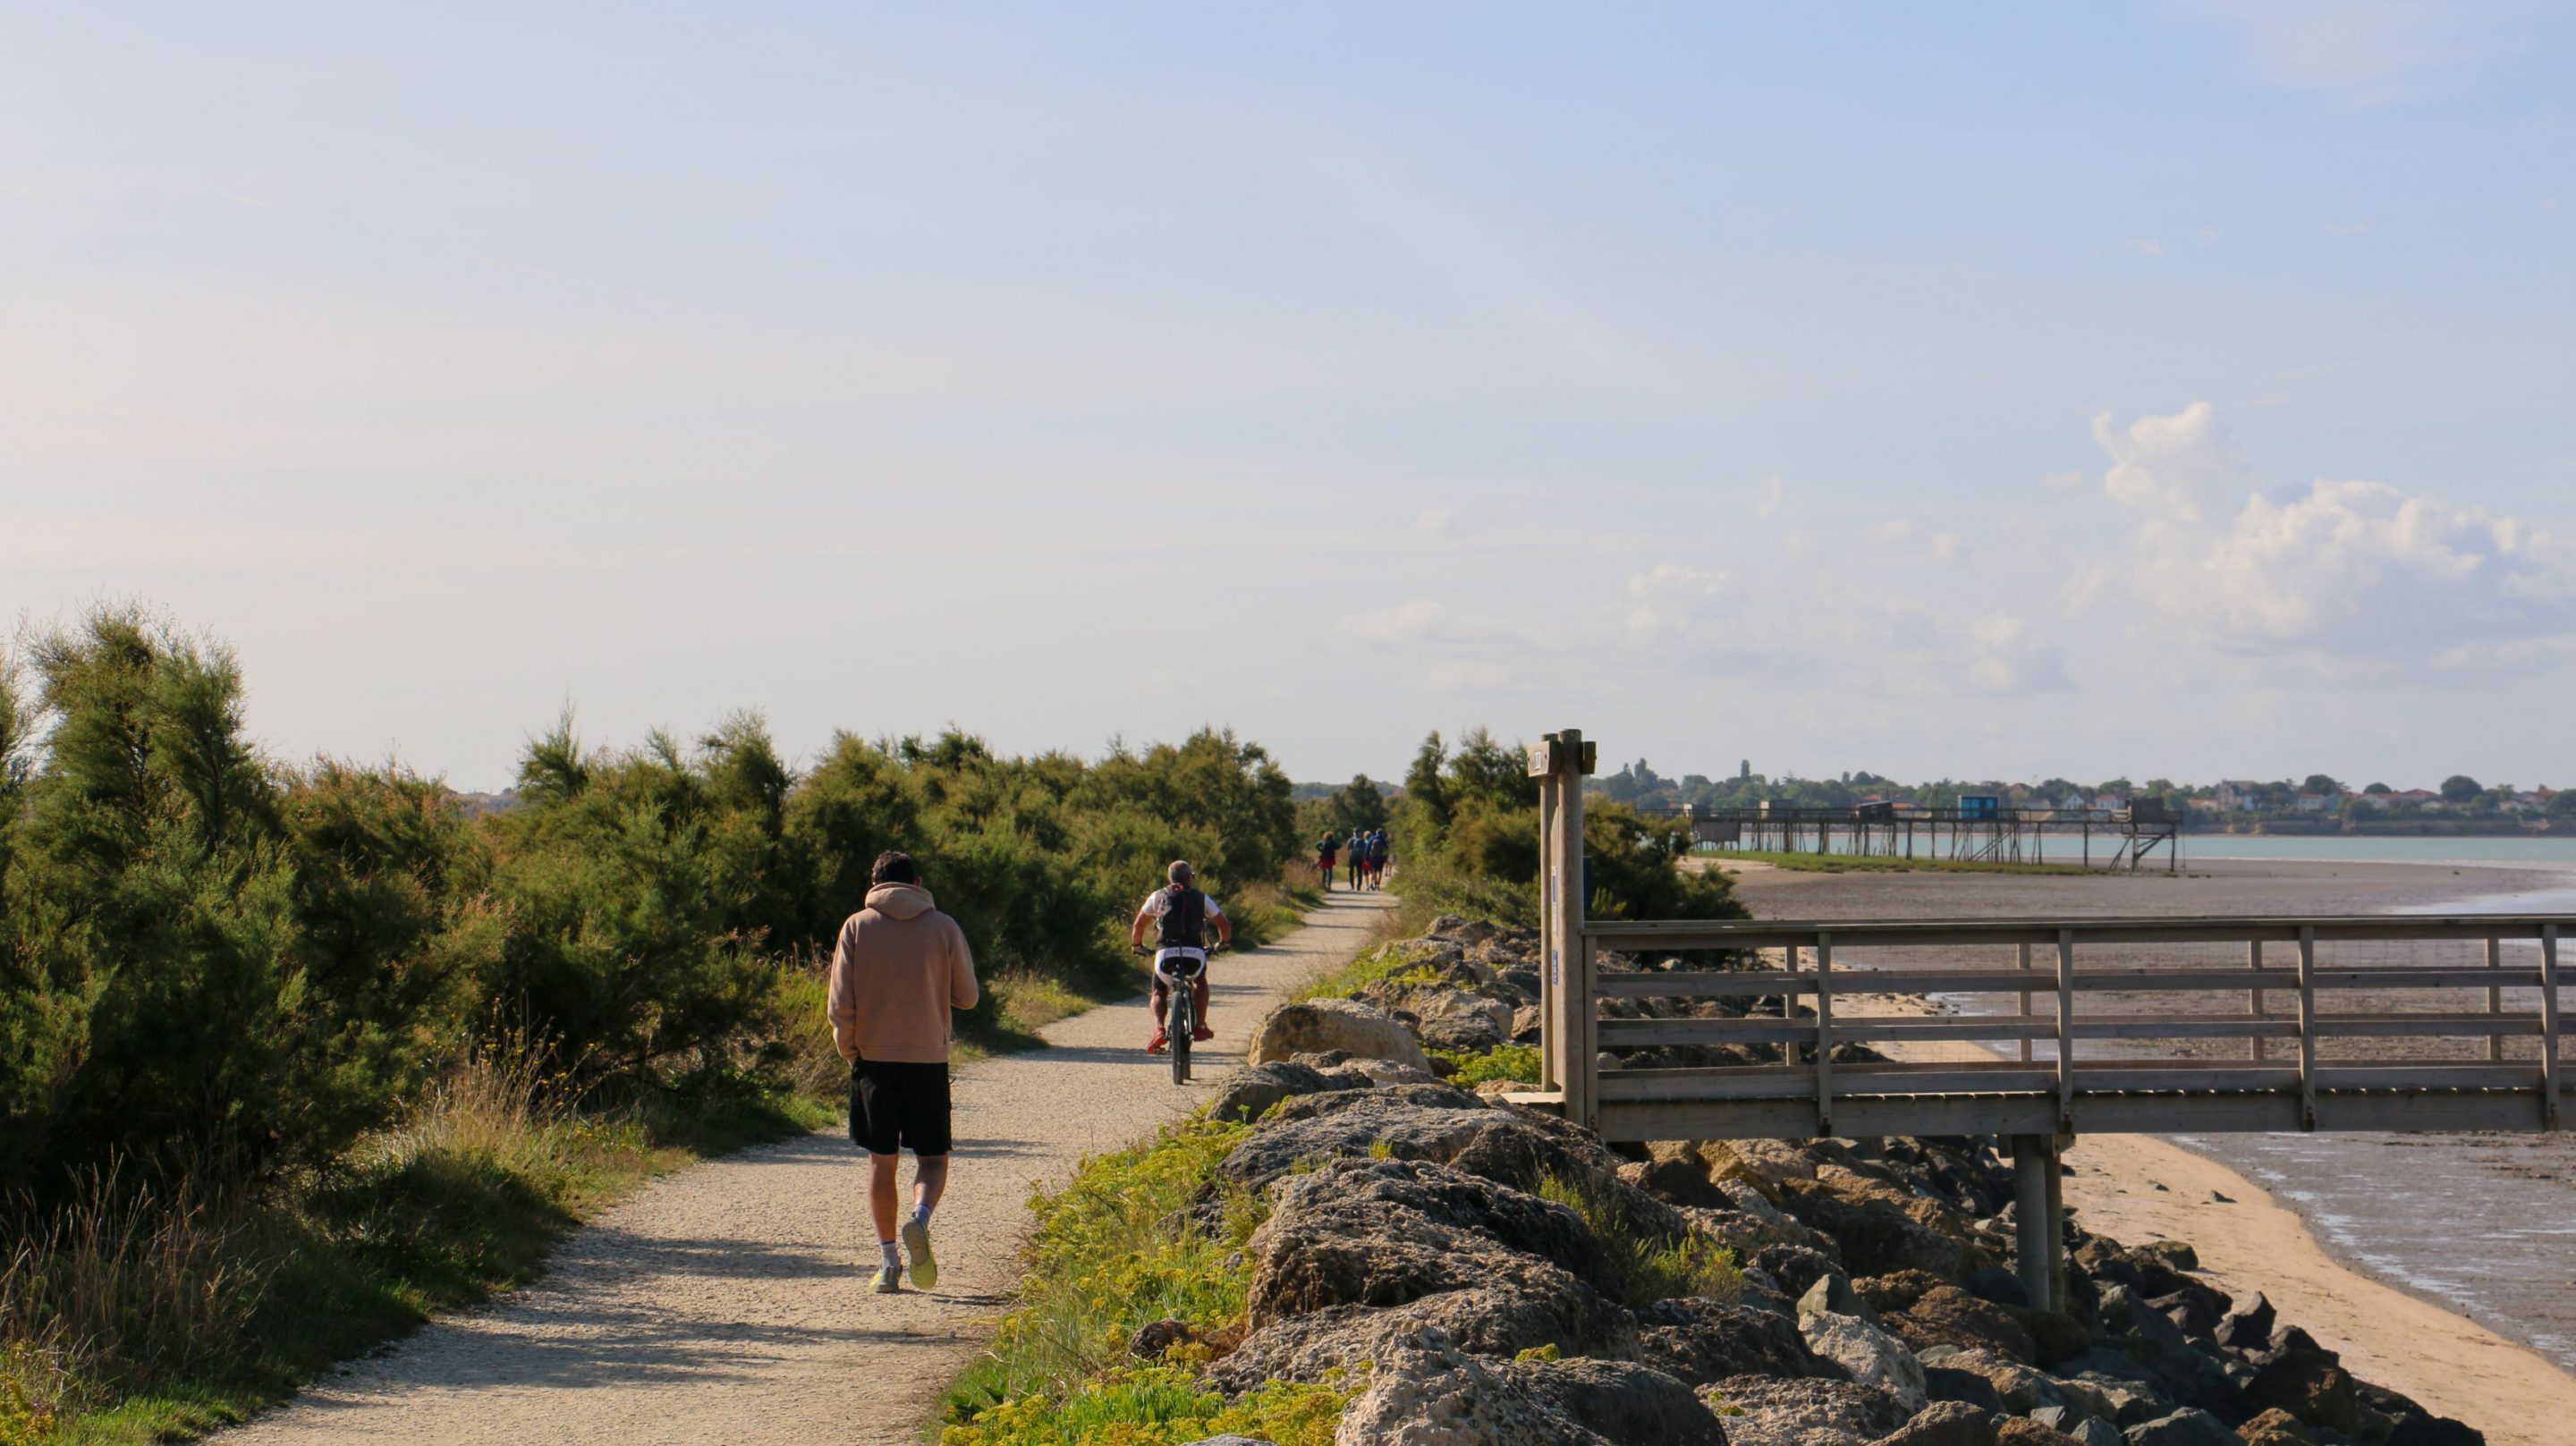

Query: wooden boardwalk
[[1510, 729, 2572, 1309]]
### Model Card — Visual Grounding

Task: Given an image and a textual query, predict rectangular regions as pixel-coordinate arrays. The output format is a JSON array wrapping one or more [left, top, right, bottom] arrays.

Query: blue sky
[[4, 3, 2572, 790]]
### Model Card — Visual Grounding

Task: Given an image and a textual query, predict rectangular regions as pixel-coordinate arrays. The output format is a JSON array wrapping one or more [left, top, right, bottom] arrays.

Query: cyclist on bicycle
[[1129, 859, 1232, 1054]]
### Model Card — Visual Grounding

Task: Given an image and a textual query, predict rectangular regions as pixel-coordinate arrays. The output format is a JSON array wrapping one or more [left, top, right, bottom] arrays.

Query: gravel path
[[223, 889, 1394, 1446]]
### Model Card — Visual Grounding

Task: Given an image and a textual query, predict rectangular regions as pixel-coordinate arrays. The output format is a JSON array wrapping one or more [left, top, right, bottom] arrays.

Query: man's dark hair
[[871, 850, 919, 885], [1167, 859, 1194, 885]]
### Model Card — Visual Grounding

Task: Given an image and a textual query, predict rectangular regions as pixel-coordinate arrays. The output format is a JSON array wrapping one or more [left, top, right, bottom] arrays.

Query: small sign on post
[[1526, 740, 1560, 777]]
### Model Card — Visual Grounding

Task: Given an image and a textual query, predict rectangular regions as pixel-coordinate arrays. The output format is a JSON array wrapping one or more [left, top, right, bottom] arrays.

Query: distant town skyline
[[6, 4, 2571, 790]]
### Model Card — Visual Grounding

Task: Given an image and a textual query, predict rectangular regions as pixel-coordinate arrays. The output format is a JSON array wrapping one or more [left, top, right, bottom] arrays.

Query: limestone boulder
[[1937, 1348, 2063, 1413], [2120, 1408, 2235, 1446], [1637, 1296, 1843, 1385], [1332, 1342, 1612, 1446], [1241, 1159, 1633, 1358], [2233, 1408, 2313, 1446], [2244, 1340, 2362, 1437], [1994, 1422, 2086, 1446], [1498, 1357, 1731, 1446], [1216, 1084, 1618, 1196], [1712, 1374, 1912, 1446], [1890, 1285, 2039, 1364], [1398, 988, 1517, 1053], [1779, 1175, 1988, 1282], [1210, 1289, 1588, 1393], [1802, 1310, 1930, 1411], [1206, 1061, 1360, 1124], [1248, 998, 1432, 1071], [1867, 1401, 1998, 1446]]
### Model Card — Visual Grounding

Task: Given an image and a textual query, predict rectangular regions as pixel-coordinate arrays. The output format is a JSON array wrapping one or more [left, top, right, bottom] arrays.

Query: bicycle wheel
[[1168, 987, 1191, 1085]]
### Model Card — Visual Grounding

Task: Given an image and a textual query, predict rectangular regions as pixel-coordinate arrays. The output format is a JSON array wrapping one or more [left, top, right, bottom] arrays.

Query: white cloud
[[2134, 238, 2165, 258], [2080, 403, 2576, 675], [1418, 507, 1454, 535], [1754, 475, 1787, 520], [1932, 532, 1969, 564], [1338, 598, 1532, 649], [2165, 0, 2527, 97], [1872, 518, 1916, 542]]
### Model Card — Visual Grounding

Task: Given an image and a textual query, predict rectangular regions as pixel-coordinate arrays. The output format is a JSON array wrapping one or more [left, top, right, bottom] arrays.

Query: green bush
[[1433, 1044, 1541, 1087], [0, 613, 493, 1194], [1389, 728, 1745, 929]]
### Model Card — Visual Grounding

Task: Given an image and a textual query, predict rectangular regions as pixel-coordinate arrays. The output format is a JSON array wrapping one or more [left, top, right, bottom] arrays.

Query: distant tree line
[[1588, 757, 2570, 820]]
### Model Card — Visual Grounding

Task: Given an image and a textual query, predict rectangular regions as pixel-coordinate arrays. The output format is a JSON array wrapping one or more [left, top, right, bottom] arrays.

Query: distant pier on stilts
[[1640, 798, 2183, 872]]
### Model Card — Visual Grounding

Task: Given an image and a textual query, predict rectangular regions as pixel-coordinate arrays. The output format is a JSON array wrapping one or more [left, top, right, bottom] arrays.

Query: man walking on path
[[826, 850, 979, 1293]]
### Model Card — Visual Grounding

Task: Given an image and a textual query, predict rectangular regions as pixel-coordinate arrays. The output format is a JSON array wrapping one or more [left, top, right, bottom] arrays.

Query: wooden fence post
[[2017, 942, 2034, 1064], [2010, 1134, 2057, 1313], [2488, 935, 2505, 1066], [2297, 926, 2318, 1131], [2055, 930, 2076, 1134], [2249, 940, 2266, 1061], [1543, 729, 1592, 1129], [1815, 932, 1835, 1138], [1537, 765, 1560, 1093], [2541, 925, 2561, 1133]]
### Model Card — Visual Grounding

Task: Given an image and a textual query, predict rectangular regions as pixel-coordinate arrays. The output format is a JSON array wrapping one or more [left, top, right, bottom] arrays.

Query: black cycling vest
[[1156, 885, 1208, 950]]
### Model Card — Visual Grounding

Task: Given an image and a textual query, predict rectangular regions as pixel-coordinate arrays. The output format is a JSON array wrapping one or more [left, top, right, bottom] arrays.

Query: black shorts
[[849, 1060, 953, 1156]]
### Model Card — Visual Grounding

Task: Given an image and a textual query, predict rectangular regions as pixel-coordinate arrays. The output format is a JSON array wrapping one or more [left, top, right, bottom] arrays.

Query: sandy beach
[[1724, 856, 2576, 1446]]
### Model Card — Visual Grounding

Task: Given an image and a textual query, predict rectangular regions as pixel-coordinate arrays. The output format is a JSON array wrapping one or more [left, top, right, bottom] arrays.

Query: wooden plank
[[1597, 1013, 2535, 1047], [2249, 939, 2266, 1062], [1595, 966, 2543, 999], [1597, 970, 1820, 998], [1585, 914, 2576, 951], [2056, 931, 2077, 1130], [2018, 942, 2035, 1064], [2299, 926, 2318, 1130], [2543, 925, 2562, 1131], [1592, 1087, 2574, 1143], [2488, 935, 2504, 1065], [2310, 1014, 2546, 1037], [1815, 933, 1835, 1136]]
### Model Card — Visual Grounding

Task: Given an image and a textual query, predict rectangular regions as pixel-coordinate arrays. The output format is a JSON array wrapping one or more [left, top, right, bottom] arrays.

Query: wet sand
[[1724, 857, 2576, 1446]]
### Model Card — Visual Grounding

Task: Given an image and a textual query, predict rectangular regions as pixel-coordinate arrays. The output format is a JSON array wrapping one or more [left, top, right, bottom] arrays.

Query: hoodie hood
[[864, 883, 937, 920]]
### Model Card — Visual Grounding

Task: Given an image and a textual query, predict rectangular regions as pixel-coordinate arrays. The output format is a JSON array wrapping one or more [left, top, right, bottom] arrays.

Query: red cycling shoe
[[1146, 1027, 1170, 1054], [1191, 1025, 1214, 1043]]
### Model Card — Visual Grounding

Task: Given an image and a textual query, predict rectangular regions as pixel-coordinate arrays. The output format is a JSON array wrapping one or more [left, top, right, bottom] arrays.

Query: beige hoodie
[[826, 883, 981, 1064]]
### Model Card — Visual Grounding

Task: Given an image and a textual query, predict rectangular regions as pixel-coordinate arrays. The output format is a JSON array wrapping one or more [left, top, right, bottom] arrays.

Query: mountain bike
[[1139, 943, 1223, 1085]]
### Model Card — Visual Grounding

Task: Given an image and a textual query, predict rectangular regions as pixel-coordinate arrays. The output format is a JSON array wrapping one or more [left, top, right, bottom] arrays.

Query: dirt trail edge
[[224, 890, 1396, 1446]]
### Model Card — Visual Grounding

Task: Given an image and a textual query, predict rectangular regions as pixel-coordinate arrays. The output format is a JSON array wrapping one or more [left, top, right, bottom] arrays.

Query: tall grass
[[1538, 1171, 1741, 1306], [0, 1028, 826, 1444]]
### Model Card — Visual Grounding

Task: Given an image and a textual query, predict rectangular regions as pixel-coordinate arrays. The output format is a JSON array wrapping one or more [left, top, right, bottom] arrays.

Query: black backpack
[[1156, 885, 1207, 951]]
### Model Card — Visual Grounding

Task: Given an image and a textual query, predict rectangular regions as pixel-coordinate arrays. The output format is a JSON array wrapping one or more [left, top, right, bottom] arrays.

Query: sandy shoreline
[[1724, 857, 2576, 1446]]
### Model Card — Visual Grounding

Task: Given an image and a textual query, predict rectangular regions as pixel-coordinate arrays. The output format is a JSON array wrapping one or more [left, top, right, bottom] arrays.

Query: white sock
[[911, 1202, 933, 1228], [879, 1240, 901, 1268]]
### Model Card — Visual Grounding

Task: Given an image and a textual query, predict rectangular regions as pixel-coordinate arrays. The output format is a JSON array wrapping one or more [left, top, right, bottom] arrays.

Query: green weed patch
[[941, 1116, 1358, 1445]]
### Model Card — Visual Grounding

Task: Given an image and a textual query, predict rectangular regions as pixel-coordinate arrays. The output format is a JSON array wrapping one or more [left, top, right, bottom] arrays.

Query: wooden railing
[[1513, 727, 2564, 1312], [1563, 915, 2567, 1142]]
